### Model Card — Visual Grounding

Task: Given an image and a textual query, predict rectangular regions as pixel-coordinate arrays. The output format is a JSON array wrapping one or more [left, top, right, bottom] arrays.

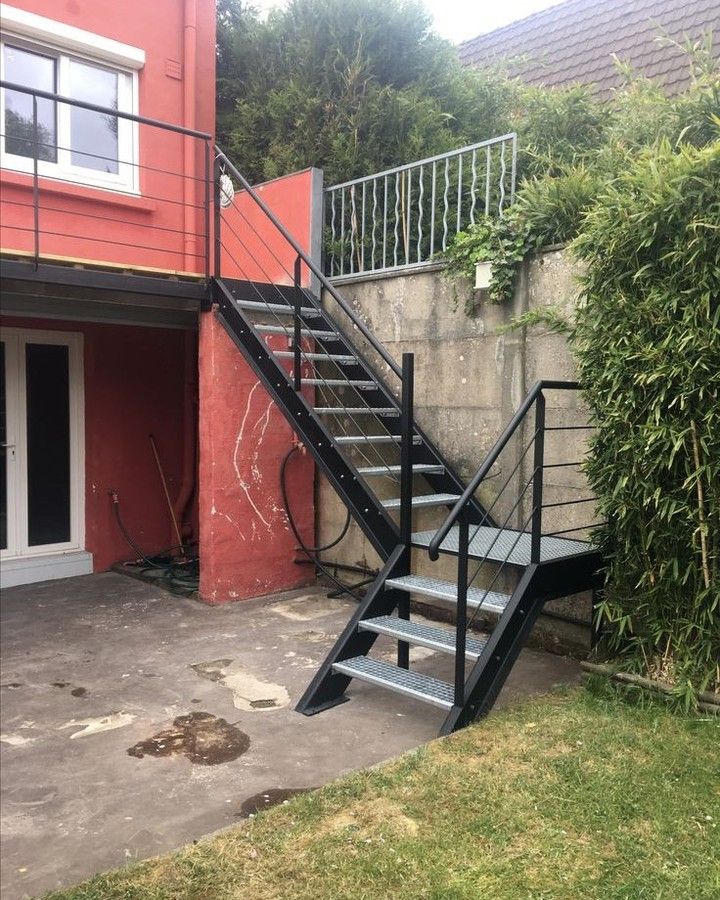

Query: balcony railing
[[323, 133, 517, 280], [0, 80, 213, 277]]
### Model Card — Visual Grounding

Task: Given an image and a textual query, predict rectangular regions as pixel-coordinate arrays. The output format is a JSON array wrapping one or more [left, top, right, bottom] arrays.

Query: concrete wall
[[319, 248, 596, 650]]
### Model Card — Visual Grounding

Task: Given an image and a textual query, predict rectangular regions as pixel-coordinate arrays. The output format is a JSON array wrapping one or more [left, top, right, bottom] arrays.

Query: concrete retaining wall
[[319, 249, 596, 651]]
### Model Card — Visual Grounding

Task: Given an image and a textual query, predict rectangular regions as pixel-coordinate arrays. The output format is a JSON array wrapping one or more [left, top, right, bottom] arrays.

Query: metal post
[[213, 157, 222, 278], [32, 95, 40, 269], [454, 514, 469, 707], [530, 391, 546, 564], [397, 351, 414, 669], [293, 255, 303, 392], [203, 140, 211, 281]]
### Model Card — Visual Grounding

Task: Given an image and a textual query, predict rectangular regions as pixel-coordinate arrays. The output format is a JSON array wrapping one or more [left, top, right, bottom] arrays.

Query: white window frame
[[0, 4, 143, 194], [1, 327, 85, 562]]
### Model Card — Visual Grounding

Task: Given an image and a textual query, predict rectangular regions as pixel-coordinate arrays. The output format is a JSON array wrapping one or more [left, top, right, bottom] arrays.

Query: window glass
[[2, 44, 57, 162], [68, 59, 120, 174]]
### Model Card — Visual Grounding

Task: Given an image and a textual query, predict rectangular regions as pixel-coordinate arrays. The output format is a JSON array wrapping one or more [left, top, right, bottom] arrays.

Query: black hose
[[280, 445, 361, 599]]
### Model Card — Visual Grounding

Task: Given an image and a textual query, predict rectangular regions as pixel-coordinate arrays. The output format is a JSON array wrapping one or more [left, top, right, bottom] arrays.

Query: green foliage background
[[573, 142, 720, 699]]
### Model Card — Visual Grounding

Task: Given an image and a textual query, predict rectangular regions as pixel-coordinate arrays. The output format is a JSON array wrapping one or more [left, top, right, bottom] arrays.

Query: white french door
[[0, 328, 85, 565]]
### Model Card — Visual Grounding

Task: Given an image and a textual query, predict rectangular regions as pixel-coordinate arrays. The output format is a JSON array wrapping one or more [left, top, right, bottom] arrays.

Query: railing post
[[397, 351, 414, 669], [530, 391, 546, 564], [32, 94, 40, 269], [293, 255, 303, 392], [454, 513, 469, 707], [213, 157, 222, 278], [203, 140, 211, 281]]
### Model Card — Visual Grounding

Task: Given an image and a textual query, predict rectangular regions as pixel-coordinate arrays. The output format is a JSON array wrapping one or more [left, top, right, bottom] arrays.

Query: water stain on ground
[[71, 687, 87, 697], [127, 712, 249, 766], [236, 787, 313, 818]]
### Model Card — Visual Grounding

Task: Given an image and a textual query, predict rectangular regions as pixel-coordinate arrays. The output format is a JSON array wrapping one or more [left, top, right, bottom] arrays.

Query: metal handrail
[[214, 146, 402, 378], [0, 80, 212, 139], [327, 134, 518, 190], [428, 380, 581, 560]]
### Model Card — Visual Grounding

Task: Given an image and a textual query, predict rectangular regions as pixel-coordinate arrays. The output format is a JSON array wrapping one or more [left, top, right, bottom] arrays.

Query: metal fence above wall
[[324, 133, 517, 280]]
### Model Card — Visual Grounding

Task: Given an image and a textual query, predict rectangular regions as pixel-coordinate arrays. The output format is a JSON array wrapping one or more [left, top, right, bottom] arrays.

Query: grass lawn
[[46, 683, 719, 900]]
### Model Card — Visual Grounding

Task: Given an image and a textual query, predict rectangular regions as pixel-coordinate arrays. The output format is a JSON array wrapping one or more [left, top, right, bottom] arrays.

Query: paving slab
[[0, 572, 583, 898]]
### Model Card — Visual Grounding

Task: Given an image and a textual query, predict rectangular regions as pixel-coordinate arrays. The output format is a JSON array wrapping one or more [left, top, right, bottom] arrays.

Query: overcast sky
[[250, 0, 566, 43]]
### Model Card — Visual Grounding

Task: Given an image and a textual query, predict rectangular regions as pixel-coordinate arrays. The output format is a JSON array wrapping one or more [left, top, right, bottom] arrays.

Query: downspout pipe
[[183, 0, 198, 271]]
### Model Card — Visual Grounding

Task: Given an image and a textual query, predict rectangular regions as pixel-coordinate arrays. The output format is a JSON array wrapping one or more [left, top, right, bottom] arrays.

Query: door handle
[[0, 443, 16, 449]]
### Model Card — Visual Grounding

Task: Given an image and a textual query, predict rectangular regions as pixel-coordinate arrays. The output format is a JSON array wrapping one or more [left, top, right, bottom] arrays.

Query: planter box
[[474, 261, 493, 290]]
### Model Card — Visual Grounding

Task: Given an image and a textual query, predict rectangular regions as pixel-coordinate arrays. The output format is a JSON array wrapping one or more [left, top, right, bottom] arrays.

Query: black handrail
[[0, 81, 212, 139], [214, 146, 403, 378], [428, 380, 581, 561]]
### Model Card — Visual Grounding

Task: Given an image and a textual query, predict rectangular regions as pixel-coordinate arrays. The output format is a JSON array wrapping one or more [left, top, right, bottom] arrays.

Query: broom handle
[[149, 434, 184, 552]]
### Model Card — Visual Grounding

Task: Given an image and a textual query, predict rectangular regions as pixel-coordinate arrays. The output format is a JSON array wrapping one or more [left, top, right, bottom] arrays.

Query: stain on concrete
[[1, 682, 22, 689], [270, 594, 347, 622], [127, 712, 249, 766], [191, 660, 290, 712], [60, 712, 136, 739], [51, 682, 70, 689], [70, 687, 87, 698], [236, 787, 312, 818], [0, 733, 34, 748]]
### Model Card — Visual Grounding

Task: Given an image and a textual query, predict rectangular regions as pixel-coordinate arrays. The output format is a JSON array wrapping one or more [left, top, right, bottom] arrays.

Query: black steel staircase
[[211, 148, 604, 735]]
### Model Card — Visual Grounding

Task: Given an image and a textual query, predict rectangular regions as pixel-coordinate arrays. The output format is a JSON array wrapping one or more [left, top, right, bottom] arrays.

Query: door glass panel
[[2, 44, 57, 162], [0, 342, 6, 551], [68, 59, 119, 174], [25, 343, 70, 546]]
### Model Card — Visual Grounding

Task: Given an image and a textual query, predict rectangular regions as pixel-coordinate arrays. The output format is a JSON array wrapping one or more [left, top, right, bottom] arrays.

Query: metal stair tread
[[334, 434, 422, 444], [359, 615, 487, 658], [236, 299, 319, 316], [357, 464, 445, 476], [382, 492, 459, 509], [315, 407, 397, 416], [411, 525, 592, 565], [332, 656, 454, 710], [255, 324, 339, 338], [384, 574, 510, 615], [305, 379, 376, 388], [276, 351, 357, 363]]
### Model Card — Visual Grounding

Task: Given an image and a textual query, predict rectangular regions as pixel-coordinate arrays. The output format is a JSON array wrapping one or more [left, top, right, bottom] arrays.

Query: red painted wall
[[1, 315, 196, 572], [0, 0, 215, 273], [221, 169, 318, 286], [200, 168, 321, 603]]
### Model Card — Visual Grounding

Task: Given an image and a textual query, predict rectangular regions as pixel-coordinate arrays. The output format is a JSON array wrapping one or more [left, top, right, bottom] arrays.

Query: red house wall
[[0, 0, 216, 273], [1, 315, 196, 572]]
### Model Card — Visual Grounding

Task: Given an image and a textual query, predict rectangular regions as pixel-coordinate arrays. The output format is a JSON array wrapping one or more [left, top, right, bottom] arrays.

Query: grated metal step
[[334, 434, 422, 444], [382, 493, 460, 510], [305, 379, 376, 388], [315, 407, 397, 416], [236, 299, 320, 317], [332, 656, 454, 709], [412, 525, 592, 565], [384, 574, 510, 616], [275, 351, 357, 364], [359, 615, 487, 659], [357, 464, 445, 476], [255, 324, 339, 338]]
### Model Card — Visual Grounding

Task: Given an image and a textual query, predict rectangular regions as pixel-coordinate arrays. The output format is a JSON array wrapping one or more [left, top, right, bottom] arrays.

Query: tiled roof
[[458, 0, 720, 98]]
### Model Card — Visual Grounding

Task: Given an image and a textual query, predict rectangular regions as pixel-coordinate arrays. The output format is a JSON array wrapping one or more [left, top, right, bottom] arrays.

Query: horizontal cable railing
[[0, 80, 212, 277], [425, 381, 604, 707], [324, 133, 517, 280]]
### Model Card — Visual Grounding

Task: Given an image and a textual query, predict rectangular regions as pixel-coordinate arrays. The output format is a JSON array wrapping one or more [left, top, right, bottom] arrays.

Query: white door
[[0, 328, 87, 585]]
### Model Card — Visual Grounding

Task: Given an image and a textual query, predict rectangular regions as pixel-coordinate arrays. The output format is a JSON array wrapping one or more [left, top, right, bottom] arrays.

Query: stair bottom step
[[333, 656, 454, 710]]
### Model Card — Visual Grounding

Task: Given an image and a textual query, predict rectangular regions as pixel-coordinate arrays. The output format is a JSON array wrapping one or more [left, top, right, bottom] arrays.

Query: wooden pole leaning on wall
[[149, 433, 185, 560]]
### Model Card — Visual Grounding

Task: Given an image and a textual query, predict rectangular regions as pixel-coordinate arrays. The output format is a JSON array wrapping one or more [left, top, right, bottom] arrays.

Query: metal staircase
[[211, 148, 604, 735]]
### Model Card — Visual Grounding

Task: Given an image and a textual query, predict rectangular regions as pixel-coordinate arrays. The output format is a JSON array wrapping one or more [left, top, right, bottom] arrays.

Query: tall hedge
[[572, 141, 720, 700]]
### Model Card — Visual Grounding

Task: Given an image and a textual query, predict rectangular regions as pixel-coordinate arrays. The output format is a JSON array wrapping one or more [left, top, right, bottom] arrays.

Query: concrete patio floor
[[1, 572, 583, 899]]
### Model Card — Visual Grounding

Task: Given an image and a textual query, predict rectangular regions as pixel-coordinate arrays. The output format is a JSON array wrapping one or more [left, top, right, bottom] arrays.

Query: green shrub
[[571, 140, 720, 700]]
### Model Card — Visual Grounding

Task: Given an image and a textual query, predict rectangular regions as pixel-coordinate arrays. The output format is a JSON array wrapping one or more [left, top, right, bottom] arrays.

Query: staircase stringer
[[440, 549, 604, 734], [212, 279, 399, 558], [296, 544, 408, 714]]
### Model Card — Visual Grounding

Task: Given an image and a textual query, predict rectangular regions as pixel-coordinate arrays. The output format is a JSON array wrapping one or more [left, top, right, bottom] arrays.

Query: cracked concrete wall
[[319, 248, 596, 650]]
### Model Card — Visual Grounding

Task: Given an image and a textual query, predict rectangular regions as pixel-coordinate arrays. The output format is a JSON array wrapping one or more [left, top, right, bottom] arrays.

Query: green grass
[[46, 684, 719, 900]]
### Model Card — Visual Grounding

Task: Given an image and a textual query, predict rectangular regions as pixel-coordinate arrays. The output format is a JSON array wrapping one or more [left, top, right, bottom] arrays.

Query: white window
[[0, 6, 142, 193]]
